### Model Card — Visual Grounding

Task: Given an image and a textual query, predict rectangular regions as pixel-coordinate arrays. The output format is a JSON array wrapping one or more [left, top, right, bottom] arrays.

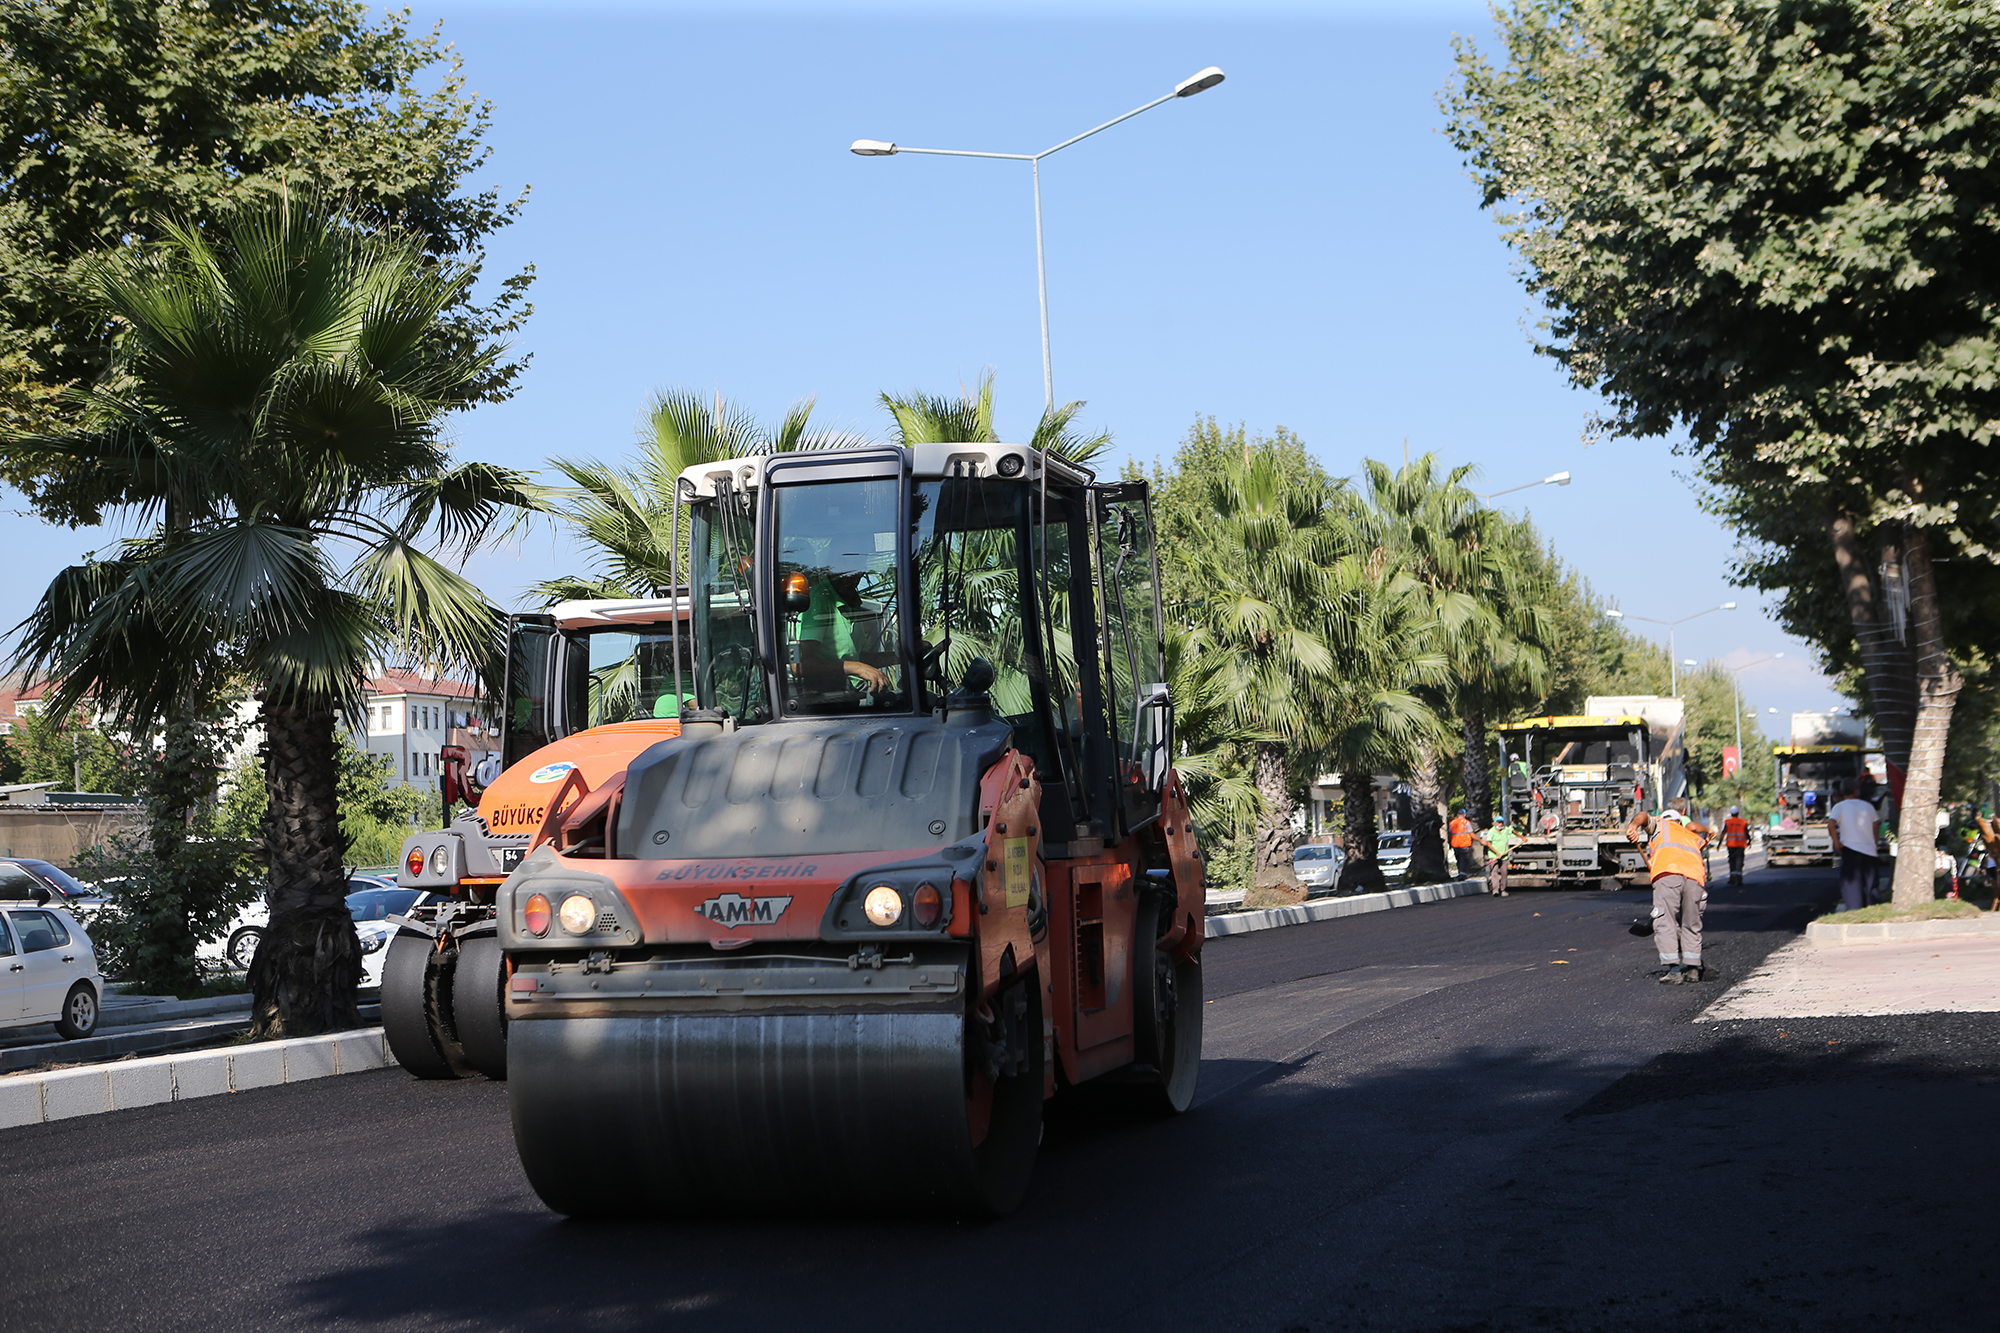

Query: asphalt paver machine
[[383, 598, 689, 1080], [495, 443, 1206, 1217], [1494, 695, 1687, 888]]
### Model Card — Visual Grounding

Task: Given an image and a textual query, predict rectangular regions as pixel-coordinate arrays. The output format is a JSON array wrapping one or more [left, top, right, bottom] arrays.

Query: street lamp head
[[1683, 659, 1697, 667], [850, 139, 898, 156], [1604, 608, 1625, 619], [1174, 66, 1226, 97], [1722, 601, 1739, 610], [1545, 470, 1573, 486]]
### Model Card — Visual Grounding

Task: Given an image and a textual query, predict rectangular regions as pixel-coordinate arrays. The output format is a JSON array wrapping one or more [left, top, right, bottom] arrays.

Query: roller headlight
[[862, 885, 903, 927], [912, 882, 943, 928], [432, 845, 449, 876], [523, 893, 552, 937], [558, 893, 598, 936]]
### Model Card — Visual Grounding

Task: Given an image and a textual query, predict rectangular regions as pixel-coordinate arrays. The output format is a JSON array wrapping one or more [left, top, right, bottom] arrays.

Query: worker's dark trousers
[[1651, 873, 1706, 965], [1454, 846, 1476, 878], [1839, 849, 1881, 912], [1726, 846, 1746, 883]]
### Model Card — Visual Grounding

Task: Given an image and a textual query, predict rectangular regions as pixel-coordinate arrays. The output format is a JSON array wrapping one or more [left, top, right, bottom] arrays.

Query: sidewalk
[[1699, 932, 2000, 1021]]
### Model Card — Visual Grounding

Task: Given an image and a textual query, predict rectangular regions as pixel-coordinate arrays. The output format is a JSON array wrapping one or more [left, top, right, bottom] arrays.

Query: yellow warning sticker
[[1003, 837, 1032, 909]]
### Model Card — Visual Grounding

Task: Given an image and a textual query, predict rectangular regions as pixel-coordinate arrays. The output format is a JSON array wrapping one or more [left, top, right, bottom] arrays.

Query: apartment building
[[357, 671, 499, 790]]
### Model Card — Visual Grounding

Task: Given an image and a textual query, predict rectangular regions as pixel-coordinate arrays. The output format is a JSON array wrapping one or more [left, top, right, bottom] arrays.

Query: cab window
[[0, 863, 45, 900]]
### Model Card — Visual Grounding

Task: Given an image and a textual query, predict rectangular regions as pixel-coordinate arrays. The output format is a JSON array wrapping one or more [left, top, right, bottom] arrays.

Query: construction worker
[[1627, 798, 1713, 983], [1722, 806, 1751, 886], [1476, 814, 1519, 897], [1448, 809, 1476, 879]]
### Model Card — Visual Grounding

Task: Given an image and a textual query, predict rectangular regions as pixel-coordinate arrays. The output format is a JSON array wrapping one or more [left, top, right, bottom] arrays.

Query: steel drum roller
[[510, 1011, 989, 1215]]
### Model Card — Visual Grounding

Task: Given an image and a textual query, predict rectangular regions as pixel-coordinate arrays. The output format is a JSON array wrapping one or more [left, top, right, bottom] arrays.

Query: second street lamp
[[1604, 601, 1738, 696], [851, 67, 1226, 413]]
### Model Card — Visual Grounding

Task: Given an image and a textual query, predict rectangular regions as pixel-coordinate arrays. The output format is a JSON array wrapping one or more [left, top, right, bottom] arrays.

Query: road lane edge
[[0, 1028, 390, 1128], [1207, 880, 1487, 938]]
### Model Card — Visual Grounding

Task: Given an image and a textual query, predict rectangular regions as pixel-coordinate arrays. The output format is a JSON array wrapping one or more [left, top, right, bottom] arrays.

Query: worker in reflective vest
[[1448, 810, 1476, 879], [1626, 800, 1713, 984], [1722, 807, 1751, 887]]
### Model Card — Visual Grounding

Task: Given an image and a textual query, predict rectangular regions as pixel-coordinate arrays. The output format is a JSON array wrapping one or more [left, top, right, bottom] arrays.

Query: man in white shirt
[[1827, 781, 1884, 912]]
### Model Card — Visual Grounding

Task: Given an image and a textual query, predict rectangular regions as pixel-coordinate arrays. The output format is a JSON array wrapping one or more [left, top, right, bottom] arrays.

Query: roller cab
[[500, 443, 1205, 1218]]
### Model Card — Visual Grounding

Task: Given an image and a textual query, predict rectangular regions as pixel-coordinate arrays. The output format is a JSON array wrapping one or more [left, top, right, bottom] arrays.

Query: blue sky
[[0, 0, 1841, 730]]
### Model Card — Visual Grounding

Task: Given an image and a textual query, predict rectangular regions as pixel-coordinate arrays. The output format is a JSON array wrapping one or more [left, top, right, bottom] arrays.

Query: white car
[[202, 879, 433, 987], [1376, 831, 1413, 879], [1292, 843, 1346, 890], [0, 898, 103, 1039]]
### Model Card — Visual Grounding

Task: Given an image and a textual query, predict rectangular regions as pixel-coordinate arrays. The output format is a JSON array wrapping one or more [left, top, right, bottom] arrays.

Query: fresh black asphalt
[[2, 864, 1993, 1332]]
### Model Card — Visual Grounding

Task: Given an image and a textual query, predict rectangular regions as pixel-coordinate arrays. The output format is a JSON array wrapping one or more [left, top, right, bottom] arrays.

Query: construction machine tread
[[381, 931, 468, 1080], [453, 932, 508, 1081]]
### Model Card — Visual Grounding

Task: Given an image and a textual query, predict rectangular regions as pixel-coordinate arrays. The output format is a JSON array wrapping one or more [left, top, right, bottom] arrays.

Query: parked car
[[203, 880, 436, 987], [202, 875, 409, 975], [1292, 842, 1346, 890], [0, 858, 104, 911], [1376, 831, 1413, 879], [0, 891, 103, 1040]]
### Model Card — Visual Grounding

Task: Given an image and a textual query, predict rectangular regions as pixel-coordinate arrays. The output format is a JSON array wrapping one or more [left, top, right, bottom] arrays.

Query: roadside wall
[[0, 806, 143, 869]]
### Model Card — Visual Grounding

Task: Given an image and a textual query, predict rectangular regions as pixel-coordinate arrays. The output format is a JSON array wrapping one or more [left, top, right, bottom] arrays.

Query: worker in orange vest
[[1626, 799, 1713, 984], [1721, 806, 1751, 887], [1448, 809, 1476, 879]]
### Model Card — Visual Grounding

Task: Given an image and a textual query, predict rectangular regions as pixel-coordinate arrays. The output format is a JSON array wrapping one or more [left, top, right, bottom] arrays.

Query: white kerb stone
[[108, 1057, 175, 1110], [0, 1076, 44, 1128], [39, 1067, 111, 1121], [229, 1043, 285, 1091], [171, 1050, 230, 1100]]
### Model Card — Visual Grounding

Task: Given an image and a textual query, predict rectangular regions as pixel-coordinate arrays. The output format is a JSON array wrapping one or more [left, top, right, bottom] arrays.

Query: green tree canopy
[[0, 0, 530, 522], [1446, 0, 2000, 904]]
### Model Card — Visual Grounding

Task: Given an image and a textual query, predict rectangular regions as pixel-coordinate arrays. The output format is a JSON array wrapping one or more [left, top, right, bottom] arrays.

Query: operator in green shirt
[[1477, 814, 1521, 897]]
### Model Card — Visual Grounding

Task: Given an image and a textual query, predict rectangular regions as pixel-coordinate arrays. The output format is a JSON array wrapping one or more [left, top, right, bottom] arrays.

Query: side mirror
[[958, 657, 995, 694]]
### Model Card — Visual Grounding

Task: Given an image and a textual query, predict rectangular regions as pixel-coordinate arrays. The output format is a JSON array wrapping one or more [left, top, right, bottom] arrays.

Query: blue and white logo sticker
[[528, 762, 577, 785]]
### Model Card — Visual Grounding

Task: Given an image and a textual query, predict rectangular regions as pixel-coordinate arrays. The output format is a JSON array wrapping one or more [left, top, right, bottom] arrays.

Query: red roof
[[361, 672, 480, 701]]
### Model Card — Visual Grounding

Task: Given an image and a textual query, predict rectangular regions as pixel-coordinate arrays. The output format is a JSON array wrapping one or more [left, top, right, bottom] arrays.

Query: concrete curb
[[1206, 879, 1487, 938], [0, 1028, 389, 1129], [1807, 915, 2000, 947]]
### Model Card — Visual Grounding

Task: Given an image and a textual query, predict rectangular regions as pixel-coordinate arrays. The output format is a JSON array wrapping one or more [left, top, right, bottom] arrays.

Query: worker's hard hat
[[1730, 806, 1740, 815], [1661, 809, 1690, 824]]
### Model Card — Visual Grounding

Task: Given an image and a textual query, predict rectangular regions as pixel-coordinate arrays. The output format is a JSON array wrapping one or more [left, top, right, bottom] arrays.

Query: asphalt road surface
[[4, 864, 1994, 1333]]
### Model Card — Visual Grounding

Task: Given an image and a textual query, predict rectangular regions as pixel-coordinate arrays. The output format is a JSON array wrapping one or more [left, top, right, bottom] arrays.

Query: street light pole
[[1720, 653, 1784, 781], [1473, 470, 1573, 500], [852, 66, 1226, 413], [1604, 601, 1739, 696]]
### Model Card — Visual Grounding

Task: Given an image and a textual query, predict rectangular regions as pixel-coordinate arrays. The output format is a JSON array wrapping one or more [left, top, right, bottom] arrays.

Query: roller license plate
[[500, 847, 525, 873]]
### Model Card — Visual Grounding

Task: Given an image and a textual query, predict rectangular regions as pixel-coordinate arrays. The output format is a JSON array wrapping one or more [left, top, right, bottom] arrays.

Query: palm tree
[[1179, 444, 1350, 895], [10, 198, 539, 1036], [535, 389, 866, 602], [880, 370, 1113, 466], [1350, 455, 1547, 881]]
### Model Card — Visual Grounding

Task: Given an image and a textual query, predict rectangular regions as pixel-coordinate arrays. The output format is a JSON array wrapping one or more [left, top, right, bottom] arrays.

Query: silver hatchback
[[1292, 842, 1346, 890]]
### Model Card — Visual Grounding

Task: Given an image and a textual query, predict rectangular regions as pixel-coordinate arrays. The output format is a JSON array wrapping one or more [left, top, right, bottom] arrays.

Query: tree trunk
[[1250, 740, 1301, 892], [249, 695, 361, 1036], [1828, 511, 1916, 803], [1889, 526, 1960, 908], [1407, 739, 1450, 883], [1335, 770, 1386, 894], [1461, 703, 1492, 829]]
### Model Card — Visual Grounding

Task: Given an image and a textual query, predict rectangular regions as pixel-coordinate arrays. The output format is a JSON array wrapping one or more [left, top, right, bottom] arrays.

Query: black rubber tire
[[381, 930, 466, 1079], [225, 926, 262, 971], [1129, 895, 1202, 1116], [965, 973, 1045, 1218], [55, 981, 98, 1039], [453, 933, 509, 1080]]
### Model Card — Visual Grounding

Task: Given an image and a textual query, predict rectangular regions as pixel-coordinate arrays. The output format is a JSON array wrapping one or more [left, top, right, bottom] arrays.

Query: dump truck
[[1766, 712, 1874, 868], [1493, 695, 1687, 888], [381, 597, 689, 1079], [488, 442, 1206, 1218]]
